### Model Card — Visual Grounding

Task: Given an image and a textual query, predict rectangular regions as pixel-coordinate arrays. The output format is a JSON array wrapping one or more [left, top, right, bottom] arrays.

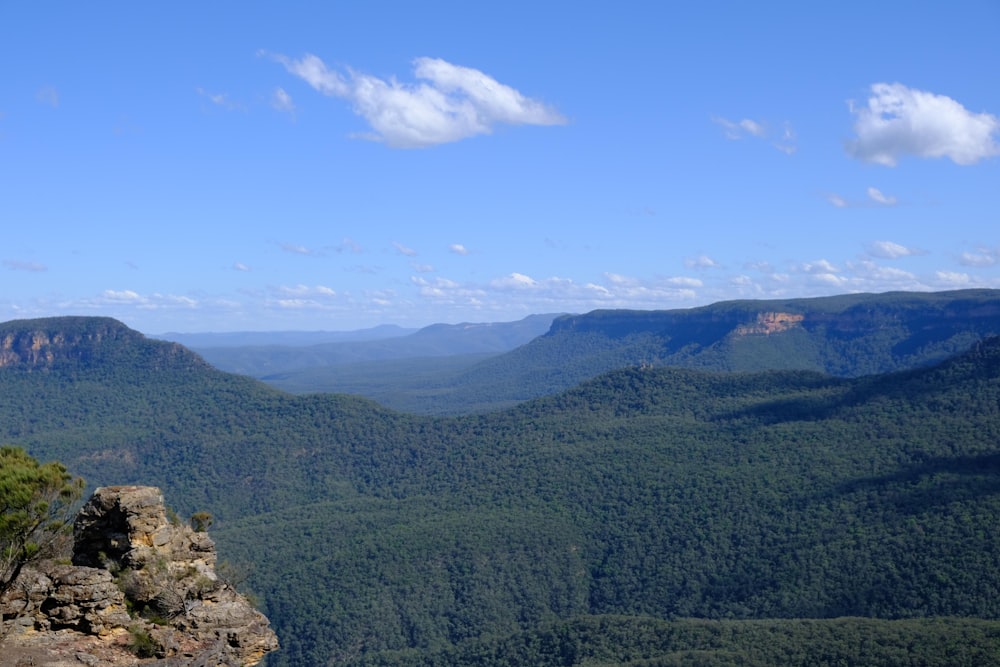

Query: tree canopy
[[0, 446, 85, 595]]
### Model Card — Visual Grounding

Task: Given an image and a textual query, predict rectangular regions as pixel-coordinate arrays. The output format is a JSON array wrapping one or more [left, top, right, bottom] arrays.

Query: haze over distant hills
[[4, 290, 1000, 666], [221, 289, 1000, 415], [159, 313, 560, 379], [153, 324, 417, 349]]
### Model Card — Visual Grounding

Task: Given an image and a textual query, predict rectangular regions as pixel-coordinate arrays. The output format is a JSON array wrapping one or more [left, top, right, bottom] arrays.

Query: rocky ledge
[[0, 486, 278, 666]]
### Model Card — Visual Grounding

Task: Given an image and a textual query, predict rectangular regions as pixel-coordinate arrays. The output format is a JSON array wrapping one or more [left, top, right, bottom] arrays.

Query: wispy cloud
[[712, 116, 797, 154], [393, 242, 418, 257], [867, 187, 897, 205], [279, 242, 319, 256], [799, 259, 839, 275], [275, 284, 336, 297], [684, 254, 720, 269], [827, 187, 899, 208], [196, 87, 244, 111], [935, 270, 971, 286], [266, 52, 566, 148], [713, 116, 765, 139], [448, 243, 470, 256], [271, 87, 296, 116], [99, 289, 198, 309], [868, 240, 923, 259], [3, 259, 47, 272], [232, 262, 252, 272], [847, 82, 1000, 166], [277, 239, 360, 257], [773, 122, 797, 155], [959, 248, 999, 267]]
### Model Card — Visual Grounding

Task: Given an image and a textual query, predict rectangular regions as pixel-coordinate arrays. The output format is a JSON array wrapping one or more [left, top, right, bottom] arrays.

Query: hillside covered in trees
[[2, 295, 1000, 665], [253, 289, 1000, 414]]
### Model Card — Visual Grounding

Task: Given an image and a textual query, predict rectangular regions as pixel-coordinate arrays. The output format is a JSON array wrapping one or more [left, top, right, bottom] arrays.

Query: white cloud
[[800, 259, 839, 275], [232, 262, 251, 272], [713, 116, 764, 139], [847, 260, 917, 283], [664, 276, 703, 288], [684, 254, 720, 269], [275, 284, 336, 298], [935, 270, 971, 286], [448, 243, 470, 255], [713, 116, 796, 154], [97, 290, 198, 310], [739, 119, 765, 137], [774, 122, 797, 155], [393, 242, 417, 256], [490, 272, 537, 289], [272, 87, 295, 115], [868, 240, 922, 259], [827, 187, 898, 208], [959, 248, 999, 267], [269, 53, 566, 148], [280, 242, 318, 256], [102, 289, 143, 303], [847, 83, 1000, 166], [411, 263, 435, 273], [867, 187, 897, 205]]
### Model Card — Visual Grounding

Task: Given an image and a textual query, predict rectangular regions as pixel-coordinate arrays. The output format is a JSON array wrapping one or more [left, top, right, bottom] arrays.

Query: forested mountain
[[176, 314, 558, 378], [249, 289, 1000, 414], [3, 309, 1000, 665]]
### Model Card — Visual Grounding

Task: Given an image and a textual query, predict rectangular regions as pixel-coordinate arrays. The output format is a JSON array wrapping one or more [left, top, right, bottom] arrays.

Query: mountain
[[328, 288, 1000, 414], [177, 313, 560, 378], [3, 307, 1000, 665]]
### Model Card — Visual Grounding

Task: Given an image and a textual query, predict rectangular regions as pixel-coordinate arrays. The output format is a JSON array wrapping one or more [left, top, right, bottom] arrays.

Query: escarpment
[[0, 486, 278, 666]]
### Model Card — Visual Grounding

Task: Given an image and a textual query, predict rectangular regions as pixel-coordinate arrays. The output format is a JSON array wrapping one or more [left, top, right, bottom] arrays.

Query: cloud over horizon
[[268, 53, 566, 147], [848, 83, 1000, 166]]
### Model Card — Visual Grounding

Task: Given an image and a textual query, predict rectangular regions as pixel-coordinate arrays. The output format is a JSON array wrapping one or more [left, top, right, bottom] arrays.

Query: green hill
[[3, 312, 1000, 665], [270, 289, 1000, 414]]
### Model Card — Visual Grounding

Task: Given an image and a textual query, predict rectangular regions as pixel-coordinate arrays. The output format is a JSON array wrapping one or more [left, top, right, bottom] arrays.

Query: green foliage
[[126, 624, 159, 658], [4, 310, 1000, 665], [249, 288, 1000, 415], [0, 445, 84, 595], [190, 510, 213, 532], [348, 616, 1000, 667]]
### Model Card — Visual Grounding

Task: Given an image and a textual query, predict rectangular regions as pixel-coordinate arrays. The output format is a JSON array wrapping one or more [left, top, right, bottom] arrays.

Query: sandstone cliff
[[0, 486, 277, 666]]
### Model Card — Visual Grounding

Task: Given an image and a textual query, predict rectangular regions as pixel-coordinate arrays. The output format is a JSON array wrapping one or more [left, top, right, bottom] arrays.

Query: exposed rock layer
[[1, 486, 277, 666]]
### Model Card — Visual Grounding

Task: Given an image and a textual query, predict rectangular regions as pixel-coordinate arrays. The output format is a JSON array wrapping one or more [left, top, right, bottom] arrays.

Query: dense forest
[[2, 297, 1000, 665], [249, 289, 1000, 414]]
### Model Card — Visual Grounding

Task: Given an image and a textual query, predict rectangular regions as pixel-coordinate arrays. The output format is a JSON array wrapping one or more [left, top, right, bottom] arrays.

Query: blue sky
[[2, 1, 998, 333]]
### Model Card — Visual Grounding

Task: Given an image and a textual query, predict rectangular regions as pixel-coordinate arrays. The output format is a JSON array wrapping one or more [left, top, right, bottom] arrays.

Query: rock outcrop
[[0, 486, 277, 666]]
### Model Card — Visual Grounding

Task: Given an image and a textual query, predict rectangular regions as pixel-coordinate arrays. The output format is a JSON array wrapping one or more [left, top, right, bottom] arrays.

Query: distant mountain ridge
[[180, 313, 560, 377], [267, 289, 1000, 414]]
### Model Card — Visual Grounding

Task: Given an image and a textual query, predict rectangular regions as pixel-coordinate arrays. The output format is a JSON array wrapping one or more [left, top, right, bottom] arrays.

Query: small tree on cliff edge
[[0, 446, 85, 596]]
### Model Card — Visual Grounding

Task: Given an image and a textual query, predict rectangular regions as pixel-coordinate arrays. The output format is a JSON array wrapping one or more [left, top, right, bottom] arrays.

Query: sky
[[2, 2, 999, 333]]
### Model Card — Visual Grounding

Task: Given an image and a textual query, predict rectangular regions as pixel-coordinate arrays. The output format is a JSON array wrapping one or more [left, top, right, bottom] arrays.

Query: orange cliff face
[[733, 312, 805, 336]]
